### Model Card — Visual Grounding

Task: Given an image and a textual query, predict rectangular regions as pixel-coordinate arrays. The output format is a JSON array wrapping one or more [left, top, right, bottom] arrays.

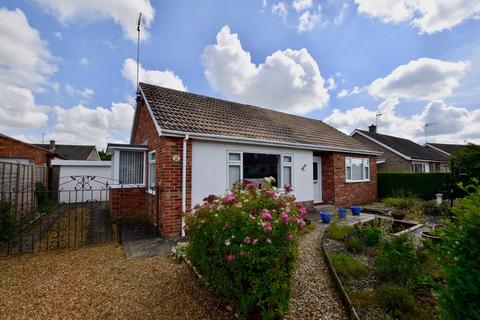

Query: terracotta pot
[[391, 210, 406, 220]]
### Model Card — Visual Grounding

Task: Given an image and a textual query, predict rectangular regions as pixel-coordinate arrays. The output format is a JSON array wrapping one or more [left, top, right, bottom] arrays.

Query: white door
[[313, 156, 322, 203]]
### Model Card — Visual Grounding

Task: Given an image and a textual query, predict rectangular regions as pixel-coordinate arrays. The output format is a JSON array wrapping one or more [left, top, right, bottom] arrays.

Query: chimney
[[49, 140, 55, 151], [368, 125, 377, 133]]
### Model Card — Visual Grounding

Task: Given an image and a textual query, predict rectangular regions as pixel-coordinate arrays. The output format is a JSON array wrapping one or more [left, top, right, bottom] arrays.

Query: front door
[[313, 156, 322, 203]]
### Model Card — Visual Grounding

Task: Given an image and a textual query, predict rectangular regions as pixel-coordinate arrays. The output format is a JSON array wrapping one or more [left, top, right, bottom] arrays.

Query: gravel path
[[284, 224, 348, 320]]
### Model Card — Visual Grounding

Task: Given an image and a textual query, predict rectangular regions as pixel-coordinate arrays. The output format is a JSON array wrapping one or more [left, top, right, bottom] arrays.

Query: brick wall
[[0, 136, 51, 166], [109, 187, 147, 219], [296, 200, 314, 213], [131, 99, 192, 237], [319, 152, 377, 207]]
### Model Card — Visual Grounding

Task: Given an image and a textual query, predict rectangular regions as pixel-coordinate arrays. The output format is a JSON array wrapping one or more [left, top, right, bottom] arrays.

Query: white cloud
[[292, 0, 313, 12], [65, 83, 94, 100], [122, 58, 186, 91], [0, 8, 56, 92], [272, 1, 288, 20], [79, 57, 89, 65], [298, 9, 321, 32], [324, 98, 480, 144], [48, 103, 134, 148], [34, 0, 155, 41], [337, 86, 363, 98], [203, 25, 330, 114], [368, 58, 470, 100], [54, 31, 62, 40], [326, 77, 336, 91], [355, 0, 480, 33], [0, 85, 49, 131]]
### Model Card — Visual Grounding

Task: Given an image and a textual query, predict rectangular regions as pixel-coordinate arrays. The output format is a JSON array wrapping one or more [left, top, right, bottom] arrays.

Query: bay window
[[345, 157, 370, 182], [227, 151, 293, 189]]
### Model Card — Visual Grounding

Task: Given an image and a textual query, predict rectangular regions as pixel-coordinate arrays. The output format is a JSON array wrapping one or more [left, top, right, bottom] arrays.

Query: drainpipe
[[181, 134, 190, 237]]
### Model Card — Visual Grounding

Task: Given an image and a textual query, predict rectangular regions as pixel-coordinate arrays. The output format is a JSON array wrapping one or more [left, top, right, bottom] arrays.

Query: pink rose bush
[[186, 177, 307, 319]]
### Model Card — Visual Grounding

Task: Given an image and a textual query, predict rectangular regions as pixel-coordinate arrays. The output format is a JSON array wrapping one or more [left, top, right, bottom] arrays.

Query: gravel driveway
[[285, 223, 348, 320]]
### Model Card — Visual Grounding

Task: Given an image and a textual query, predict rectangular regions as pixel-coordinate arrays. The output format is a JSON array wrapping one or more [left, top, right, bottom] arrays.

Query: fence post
[[156, 183, 160, 236], [118, 185, 123, 244]]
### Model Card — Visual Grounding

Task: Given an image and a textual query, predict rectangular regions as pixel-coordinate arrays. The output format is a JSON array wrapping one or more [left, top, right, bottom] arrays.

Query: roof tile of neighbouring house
[[33, 144, 96, 160], [426, 143, 468, 156], [139, 83, 378, 153], [356, 130, 448, 162]]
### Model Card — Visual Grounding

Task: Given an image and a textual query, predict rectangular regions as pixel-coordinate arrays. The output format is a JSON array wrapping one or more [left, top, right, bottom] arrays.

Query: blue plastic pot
[[320, 211, 333, 224], [337, 207, 348, 219], [351, 206, 362, 216]]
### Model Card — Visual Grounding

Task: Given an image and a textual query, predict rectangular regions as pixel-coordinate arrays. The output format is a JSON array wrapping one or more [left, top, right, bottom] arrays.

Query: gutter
[[181, 134, 190, 237]]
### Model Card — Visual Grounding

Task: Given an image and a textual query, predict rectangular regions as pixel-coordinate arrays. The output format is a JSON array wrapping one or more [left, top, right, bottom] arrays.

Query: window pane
[[283, 155, 292, 163], [149, 163, 155, 188], [149, 152, 156, 161], [229, 165, 241, 188], [313, 162, 318, 181], [364, 166, 369, 180], [283, 166, 292, 185], [243, 153, 279, 187], [351, 162, 363, 180], [119, 151, 144, 184], [229, 152, 241, 161], [346, 166, 352, 180]]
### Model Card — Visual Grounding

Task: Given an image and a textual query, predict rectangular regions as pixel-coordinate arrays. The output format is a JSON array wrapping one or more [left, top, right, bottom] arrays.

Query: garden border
[[320, 229, 360, 320]]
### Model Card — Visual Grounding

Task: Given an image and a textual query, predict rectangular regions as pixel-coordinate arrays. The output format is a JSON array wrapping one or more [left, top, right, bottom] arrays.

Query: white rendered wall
[[191, 140, 313, 207], [52, 160, 112, 203]]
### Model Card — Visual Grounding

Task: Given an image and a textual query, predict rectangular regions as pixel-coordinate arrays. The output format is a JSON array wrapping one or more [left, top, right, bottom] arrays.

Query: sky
[[0, 0, 479, 150]]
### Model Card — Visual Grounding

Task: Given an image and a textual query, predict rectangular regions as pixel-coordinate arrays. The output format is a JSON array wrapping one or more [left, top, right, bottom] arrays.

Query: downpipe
[[181, 134, 189, 237]]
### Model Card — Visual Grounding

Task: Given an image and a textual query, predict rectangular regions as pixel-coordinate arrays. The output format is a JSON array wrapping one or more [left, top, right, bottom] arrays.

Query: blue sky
[[1, 0, 479, 149]]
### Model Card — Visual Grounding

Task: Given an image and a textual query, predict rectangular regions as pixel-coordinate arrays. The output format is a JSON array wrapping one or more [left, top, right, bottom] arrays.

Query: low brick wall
[[109, 187, 147, 220], [297, 200, 314, 213]]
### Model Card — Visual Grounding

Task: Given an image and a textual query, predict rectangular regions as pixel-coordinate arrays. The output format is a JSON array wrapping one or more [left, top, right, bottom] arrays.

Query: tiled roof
[[34, 144, 96, 160], [426, 143, 467, 156], [356, 130, 448, 162], [139, 83, 378, 153]]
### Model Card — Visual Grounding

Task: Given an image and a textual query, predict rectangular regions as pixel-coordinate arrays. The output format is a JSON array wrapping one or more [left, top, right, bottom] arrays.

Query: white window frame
[[227, 151, 243, 190], [118, 150, 146, 186], [225, 151, 294, 190], [412, 161, 429, 173], [148, 150, 156, 194], [281, 155, 294, 187], [345, 157, 370, 183]]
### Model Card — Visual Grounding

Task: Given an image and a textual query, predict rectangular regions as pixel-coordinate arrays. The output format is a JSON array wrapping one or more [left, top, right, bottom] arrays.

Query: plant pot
[[337, 208, 348, 219], [421, 231, 440, 243], [391, 210, 406, 220], [320, 211, 333, 224], [350, 206, 362, 216]]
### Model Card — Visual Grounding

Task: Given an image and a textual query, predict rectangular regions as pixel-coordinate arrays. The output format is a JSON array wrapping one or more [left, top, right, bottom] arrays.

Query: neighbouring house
[[424, 143, 469, 157], [34, 140, 100, 161], [0, 133, 56, 166], [351, 125, 449, 173], [107, 83, 381, 237]]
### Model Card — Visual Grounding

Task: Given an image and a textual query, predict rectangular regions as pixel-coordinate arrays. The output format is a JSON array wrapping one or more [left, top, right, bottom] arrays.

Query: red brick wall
[[131, 100, 192, 237], [109, 187, 147, 219], [319, 152, 377, 207], [0, 136, 50, 166], [296, 200, 314, 213]]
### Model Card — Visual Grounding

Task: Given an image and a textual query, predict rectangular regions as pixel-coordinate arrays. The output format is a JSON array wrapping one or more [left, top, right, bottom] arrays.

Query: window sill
[[110, 184, 146, 189], [346, 179, 371, 183], [147, 189, 156, 195]]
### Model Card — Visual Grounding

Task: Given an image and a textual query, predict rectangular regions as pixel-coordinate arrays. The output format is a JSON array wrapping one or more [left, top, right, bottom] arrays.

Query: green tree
[[98, 150, 111, 161], [453, 144, 480, 180]]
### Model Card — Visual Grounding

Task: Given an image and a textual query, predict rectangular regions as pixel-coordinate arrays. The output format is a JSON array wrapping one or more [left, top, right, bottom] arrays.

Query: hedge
[[378, 172, 450, 200]]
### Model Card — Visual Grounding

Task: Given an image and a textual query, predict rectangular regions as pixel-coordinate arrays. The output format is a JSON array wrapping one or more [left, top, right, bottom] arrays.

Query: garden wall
[[378, 172, 449, 200]]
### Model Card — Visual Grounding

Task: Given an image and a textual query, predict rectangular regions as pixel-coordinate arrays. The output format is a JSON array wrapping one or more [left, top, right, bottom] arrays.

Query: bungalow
[[424, 143, 468, 157], [351, 126, 449, 173], [34, 140, 100, 161], [108, 83, 381, 237]]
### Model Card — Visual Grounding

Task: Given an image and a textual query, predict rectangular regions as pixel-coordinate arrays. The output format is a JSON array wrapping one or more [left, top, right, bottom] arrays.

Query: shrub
[[171, 241, 189, 260], [0, 199, 18, 243], [326, 222, 353, 241], [383, 196, 417, 211], [329, 253, 368, 279], [375, 234, 420, 286], [434, 180, 480, 320], [359, 226, 382, 247], [186, 178, 307, 319], [421, 200, 451, 216], [345, 235, 365, 253], [375, 284, 418, 320], [35, 182, 52, 213]]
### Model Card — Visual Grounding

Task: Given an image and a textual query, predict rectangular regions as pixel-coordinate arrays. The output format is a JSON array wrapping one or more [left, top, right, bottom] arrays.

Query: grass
[[326, 222, 353, 241], [0, 244, 232, 320], [329, 252, 368, 279]]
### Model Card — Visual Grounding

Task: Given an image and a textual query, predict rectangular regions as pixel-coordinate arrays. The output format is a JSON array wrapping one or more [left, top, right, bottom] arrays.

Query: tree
[[453, 144, 480, 181], [98, 150, 111, 161]]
